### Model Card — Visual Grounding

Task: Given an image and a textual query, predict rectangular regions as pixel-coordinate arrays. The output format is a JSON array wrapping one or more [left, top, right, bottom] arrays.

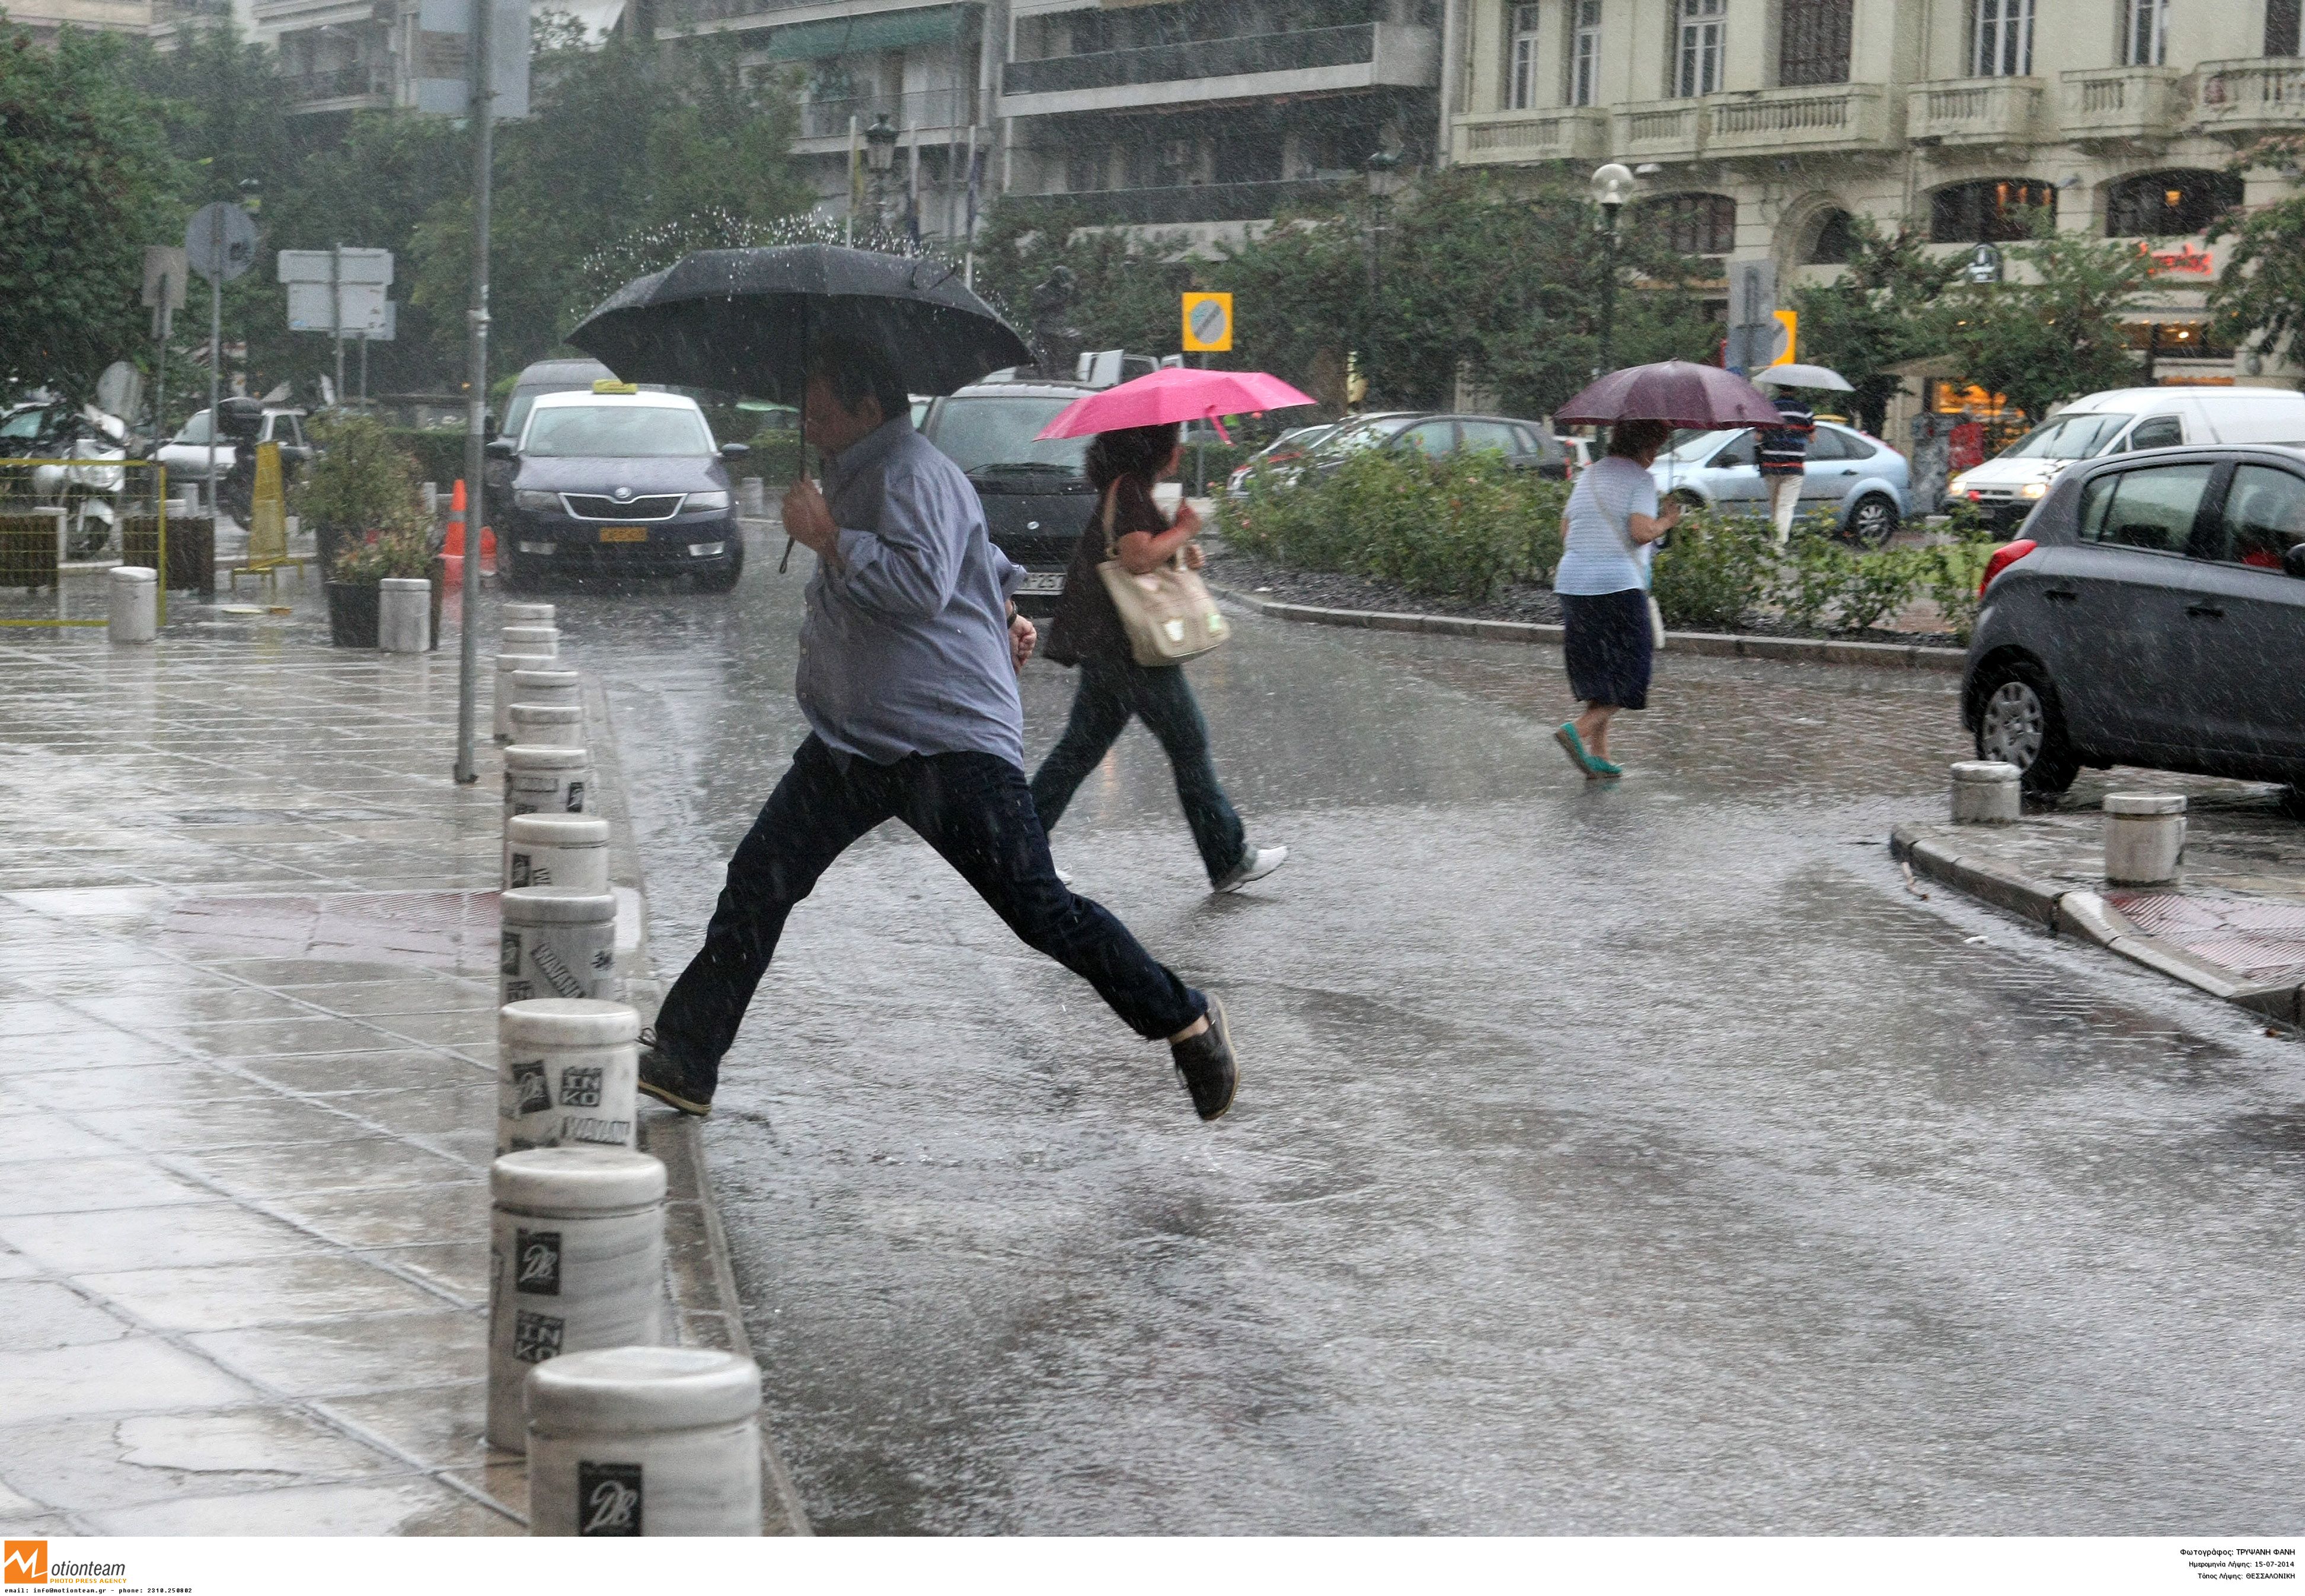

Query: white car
[[155, 406, 309, 486]]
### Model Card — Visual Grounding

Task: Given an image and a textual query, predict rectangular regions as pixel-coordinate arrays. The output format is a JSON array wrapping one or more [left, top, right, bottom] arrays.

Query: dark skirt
[[1560, 588, 1653, 710]]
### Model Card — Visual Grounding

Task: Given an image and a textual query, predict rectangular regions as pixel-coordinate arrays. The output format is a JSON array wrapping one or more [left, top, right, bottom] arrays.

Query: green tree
[[1790, 215, 1959, 433], [0, 21, 184, 397], [1943, 215, 2156, 423], [2211, 135, 2305, 369]]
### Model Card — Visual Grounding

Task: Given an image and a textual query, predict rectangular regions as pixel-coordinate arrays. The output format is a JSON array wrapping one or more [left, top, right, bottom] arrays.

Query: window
[[2077, 462, 2214, 553], [2006, 411, 2128, 460], [1713, 432, 1757, 467], [1971, 0, 2035, 77], [1569, 0, 1601, 106], [2208, 465, 2305, 566], [1649, 191, 1738, 255], [2125, 415, 2184, 451], [1929, 177, 2056, 243], [1807, 208, 1857, 263], [2270, 0, 2302, 57], [1779, 0, 1852, 87], [1459, 420, 1521, 454], [1509, 3, 1541, 109], [1803, 426, 1849, 461], [1399, 420, 1460, 454], [523, 405, 716, 459], [1675, 0, 1726, 97], [2122, 0, 2167, 65], [2106, 170, 2245, 236]]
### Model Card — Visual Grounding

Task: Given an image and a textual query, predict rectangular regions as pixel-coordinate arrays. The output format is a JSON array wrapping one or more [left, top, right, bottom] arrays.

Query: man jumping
[[637, 340, 1239, 1122]]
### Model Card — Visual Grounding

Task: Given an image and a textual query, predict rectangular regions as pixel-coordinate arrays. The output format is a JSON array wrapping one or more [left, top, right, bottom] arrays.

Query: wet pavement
[[560, 541, 2305, 1535]]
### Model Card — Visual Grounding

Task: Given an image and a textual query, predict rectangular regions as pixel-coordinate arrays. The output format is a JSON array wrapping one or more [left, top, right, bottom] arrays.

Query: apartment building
[[1445, 0, 2305, 386]]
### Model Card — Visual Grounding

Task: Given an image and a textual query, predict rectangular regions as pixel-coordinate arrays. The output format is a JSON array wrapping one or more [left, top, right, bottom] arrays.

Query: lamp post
[[1362, 148, 1403, 408], [865, 113, 898, 235], [1589, 162, 1635, 379]]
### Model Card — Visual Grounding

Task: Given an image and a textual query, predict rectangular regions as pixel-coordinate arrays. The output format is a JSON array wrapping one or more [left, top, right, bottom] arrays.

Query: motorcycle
[[0, 398, 128, 560]]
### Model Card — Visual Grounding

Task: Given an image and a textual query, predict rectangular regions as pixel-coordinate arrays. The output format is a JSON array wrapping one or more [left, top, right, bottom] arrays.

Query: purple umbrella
[[1554, 360, 1782, 428]]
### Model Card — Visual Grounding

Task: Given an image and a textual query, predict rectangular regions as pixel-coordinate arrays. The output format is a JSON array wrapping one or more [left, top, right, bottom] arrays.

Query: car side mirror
[[720, 442, 750, 459], [2284, 542, 2305, 580], [486, 437, 518, 460]]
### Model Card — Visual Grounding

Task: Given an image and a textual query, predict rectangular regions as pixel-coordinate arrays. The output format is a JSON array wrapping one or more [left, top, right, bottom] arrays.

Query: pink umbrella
[[1035, 366, 1318, 443], [1554, 360, 1782, 429]]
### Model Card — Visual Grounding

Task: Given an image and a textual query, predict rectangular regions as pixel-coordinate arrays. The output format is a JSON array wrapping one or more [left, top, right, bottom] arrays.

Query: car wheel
[[1975, 659, 2079, 795], [1846, 493, 1899, 548]]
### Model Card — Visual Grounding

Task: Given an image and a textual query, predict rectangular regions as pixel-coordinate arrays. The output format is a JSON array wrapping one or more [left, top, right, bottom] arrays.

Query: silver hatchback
[[1649, 422, 1911, 545]]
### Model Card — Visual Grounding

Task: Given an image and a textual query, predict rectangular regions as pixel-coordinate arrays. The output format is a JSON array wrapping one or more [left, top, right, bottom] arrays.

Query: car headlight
[[2019, 481, 2048, 500], [685, 490, 730, 511], [513, 490, 558, 511]]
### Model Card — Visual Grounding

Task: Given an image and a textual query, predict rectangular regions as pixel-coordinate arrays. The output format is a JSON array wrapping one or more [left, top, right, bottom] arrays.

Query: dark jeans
[[1029, 657, 1249, 885], [653, 735, 1205, 1074]]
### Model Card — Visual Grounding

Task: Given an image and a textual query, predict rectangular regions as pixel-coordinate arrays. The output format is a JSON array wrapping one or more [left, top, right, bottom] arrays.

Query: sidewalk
[[1894, 773, 2305, 1023], [0, 593, 801, 1534]]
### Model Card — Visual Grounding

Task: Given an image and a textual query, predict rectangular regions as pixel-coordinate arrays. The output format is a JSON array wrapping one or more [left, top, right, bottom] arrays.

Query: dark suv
[[917, 377, 1099, 576], [1965, 445, 2305, 805]]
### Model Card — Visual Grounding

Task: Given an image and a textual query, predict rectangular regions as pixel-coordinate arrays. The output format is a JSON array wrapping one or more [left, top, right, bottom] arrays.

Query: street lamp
[[865, 113, 898, 235], [1590, 162, 1635, 378], [1363, 149, 1404, 406]]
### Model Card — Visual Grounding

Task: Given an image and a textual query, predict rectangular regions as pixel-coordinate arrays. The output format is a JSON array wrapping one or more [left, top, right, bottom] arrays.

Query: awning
[[754, 6, 962, 61]]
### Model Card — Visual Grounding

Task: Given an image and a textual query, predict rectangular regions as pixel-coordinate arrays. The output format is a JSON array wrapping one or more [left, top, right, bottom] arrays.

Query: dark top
[[1758, 395, 1815, 477], [1045, 475, 1167, 667]]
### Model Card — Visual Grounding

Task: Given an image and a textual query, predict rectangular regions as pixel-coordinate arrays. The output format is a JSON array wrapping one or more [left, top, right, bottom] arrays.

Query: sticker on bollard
[[506, 813, 610, 892], [487, 1146, 667, 1452], [500, 886, 617, 1006], [504, 744, 592, 823], [493, 652, 555, 741], [526, 1346, 762, 1536], [497, 997, 638, 1153], [509, 703, 585, 750]]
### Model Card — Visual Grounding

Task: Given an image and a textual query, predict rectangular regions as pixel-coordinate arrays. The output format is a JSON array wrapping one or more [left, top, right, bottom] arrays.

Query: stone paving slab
[[0, 598, 803, 1536]]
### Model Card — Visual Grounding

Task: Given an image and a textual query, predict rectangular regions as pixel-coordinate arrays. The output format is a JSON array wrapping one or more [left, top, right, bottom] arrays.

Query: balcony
[[2195, 58, 2305, 140], [1907, 77, 2042, 148], [2060, 65, 2187, 144], [1027, 178, 1345, 227], [999, 23, 1436, 117], [284, 64, 388, 109], [1706, 82, 1897, 158], [1611, 100, 1706, 163], [1451, 107, 1608, 167], [800, 89, 969, 142]]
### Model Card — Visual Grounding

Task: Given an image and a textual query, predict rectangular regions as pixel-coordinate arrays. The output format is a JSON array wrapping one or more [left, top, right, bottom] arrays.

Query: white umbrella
[[1751, 362, 1854, 392]]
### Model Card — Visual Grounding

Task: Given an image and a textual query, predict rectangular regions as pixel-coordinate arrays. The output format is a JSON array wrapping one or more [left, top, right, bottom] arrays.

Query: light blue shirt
[[796, 416, 1027, 767], [1553, 455, 1658, 596]]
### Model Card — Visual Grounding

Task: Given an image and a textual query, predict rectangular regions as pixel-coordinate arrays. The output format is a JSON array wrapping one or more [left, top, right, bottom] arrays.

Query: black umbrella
[[565, 244, 1029, 404]]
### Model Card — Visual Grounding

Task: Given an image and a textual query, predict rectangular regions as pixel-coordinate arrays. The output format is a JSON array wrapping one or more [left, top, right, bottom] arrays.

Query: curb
[[587, 676, 814, 1537], [1209, 584, 1967, 673], [1889, 823, 2305, 1024]]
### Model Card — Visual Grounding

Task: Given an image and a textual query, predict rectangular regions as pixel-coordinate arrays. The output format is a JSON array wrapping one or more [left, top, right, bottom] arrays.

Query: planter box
[[326, 581, 381, 648], [120, 515, 216, 595]]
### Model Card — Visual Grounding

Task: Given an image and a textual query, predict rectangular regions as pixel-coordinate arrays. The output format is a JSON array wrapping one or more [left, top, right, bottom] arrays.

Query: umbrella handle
[[780, 535, 794, 573]]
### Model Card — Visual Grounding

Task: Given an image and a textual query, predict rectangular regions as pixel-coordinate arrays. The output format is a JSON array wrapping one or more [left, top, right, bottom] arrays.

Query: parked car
[[490, 384, 746, 592], [1233, 410, 1568, 496], [1652, 420, 1910, 545], [1949, 387, 2305, 529], [1224, 423, 1340, 496], [154, 404, 309, 489], [1556, 435, 1593, 477], [1964, 443, 2305, 805], [917, 375, 1099, 573]]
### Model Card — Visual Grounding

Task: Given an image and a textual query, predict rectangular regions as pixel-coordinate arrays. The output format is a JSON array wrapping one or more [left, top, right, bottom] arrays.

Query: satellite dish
[[95, 361, 142, 423]]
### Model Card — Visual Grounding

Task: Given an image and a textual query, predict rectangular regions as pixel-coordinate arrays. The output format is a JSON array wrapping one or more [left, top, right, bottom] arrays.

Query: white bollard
[[510, 703, 586, 750], [501, 886, 618, 1005], [107, 566, 158, 645], [503, 624, 560, 659], [503, 601, 556, 625], [2105, 793, 2186, 886], [378, 577, 430, 653], [507, 813, 611, 892], [421, 481, 438, 519], [526, 1346, 762, 1537], [498, 998, 640, 1155], [510, 668, 583, 722], [487, 1146, 666, 1452], [1949, 759, 2022, 824], [504, 744, 593, 823], [494, 652, 555, 741], [738, 477, 765, 518]]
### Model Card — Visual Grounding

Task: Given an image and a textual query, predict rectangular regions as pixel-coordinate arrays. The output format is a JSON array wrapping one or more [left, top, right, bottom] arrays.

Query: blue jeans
[[653, 735, 1205, 1074], [1030, 657, 1249, 886]]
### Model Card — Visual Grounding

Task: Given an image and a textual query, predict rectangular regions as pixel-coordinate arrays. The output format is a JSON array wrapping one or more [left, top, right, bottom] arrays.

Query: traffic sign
[[277, 248, 394, 286], [288, 281, 389, 333], [142, 246, 187, 310], [1182, 292, 1233, 353], [410, 0, 531, 118], [1769, 309, 1798, 366], [184, 203, 257, 283]]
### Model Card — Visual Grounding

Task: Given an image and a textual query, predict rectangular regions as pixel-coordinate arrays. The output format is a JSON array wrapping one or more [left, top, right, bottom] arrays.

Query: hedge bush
[[385, 429, 470, 489]]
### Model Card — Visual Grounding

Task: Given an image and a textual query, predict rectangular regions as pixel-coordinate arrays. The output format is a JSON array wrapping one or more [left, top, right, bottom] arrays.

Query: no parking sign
[[1182, 292, 1233, 353]]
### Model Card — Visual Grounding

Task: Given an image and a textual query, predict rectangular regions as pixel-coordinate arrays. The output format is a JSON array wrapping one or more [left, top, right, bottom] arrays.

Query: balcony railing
[[1451, 107, 1608, 166], [285, 65, 385, 104], [2196, 58, 2305, 138], [2060, 65, 2186, 143], [1907, 77, 2042, 146], [801, 89, 968, 139], [1027, 178, 1344, 226], [1611, 100, 1705, 162], [658, 0, 812, 29], [1004, 23, 1376, 97], [1706, 82, 1895, 156]]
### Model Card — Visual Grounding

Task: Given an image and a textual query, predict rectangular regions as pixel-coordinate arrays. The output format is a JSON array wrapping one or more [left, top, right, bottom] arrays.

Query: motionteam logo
[[4, 1542, 127, 1588]]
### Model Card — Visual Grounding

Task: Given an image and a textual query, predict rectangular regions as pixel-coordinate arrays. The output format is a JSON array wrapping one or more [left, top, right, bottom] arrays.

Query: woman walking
[[1553, 418, 1681, 780], [1031, 422, 1287, 892]]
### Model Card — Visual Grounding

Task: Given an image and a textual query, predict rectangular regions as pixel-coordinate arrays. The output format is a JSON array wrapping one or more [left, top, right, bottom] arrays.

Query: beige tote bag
[[1094, 486, 1231, 668]]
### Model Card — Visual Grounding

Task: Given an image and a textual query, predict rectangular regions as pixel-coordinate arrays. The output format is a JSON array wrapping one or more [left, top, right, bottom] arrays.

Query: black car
[[1965, 444, 2305, 805], [917, 378, 1100, 585], [491, 388, 747, 591]]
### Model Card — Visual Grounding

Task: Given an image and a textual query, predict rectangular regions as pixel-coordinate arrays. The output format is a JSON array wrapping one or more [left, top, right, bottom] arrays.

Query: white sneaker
[[1216, 844, 1288, 893]]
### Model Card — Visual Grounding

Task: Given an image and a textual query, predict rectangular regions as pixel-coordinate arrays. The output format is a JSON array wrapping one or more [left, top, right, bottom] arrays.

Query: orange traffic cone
[[480, 522, 496, 574], [443, 479, 468, 557]]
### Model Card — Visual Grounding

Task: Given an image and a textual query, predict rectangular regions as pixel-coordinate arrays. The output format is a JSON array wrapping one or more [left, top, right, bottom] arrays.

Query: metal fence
[[0, 461, 182, 629]]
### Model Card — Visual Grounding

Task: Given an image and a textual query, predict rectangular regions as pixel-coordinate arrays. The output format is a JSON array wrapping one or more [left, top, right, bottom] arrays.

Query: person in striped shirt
[[1758, 392, 1815, 544]]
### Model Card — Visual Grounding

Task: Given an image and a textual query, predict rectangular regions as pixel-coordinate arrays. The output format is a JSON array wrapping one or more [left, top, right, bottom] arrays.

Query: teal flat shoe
[[1554, 722, 1620, 779]]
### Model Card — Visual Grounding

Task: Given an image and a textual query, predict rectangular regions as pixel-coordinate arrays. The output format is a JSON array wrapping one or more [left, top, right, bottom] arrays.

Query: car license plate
[[599, 526, 648, 543]]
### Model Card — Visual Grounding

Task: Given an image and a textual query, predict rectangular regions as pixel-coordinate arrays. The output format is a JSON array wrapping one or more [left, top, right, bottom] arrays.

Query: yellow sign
[[1182, 292, 1233, 353], [1769, 309, 1798, 366], [247, 441, 287, 567]]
